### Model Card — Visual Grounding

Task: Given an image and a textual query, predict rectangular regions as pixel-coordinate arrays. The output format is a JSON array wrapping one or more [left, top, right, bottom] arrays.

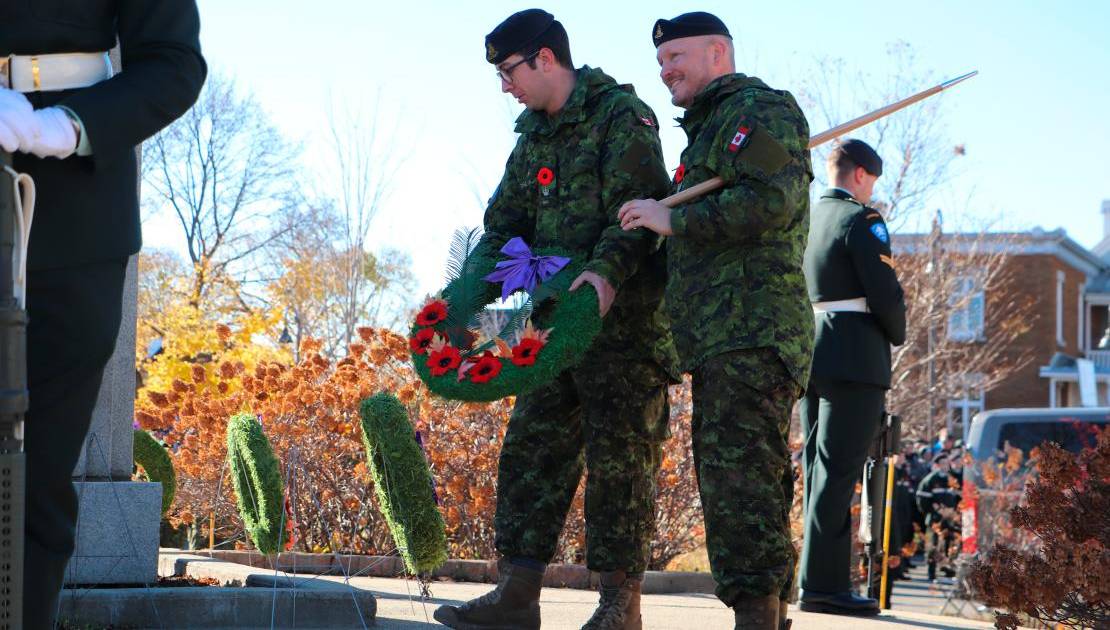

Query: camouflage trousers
[[494, 357, 670, 573], [691, 349, 799, 605]]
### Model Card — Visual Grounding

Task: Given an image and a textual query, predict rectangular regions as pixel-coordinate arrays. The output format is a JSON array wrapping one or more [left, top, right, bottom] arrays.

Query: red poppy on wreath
[[427, 344, 462, 376], [409, 327, 437, 355], [469, 352, 503, 384], [511, 337, 545, 367], [674, 163, 686, 184], [536, 167, 555, 187], [416, 299, 448, 326]]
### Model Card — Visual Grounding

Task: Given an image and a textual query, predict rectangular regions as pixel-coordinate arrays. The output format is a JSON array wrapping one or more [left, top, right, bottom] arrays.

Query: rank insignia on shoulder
[[880, 254, 896, 269], [870, 222, 889, 244], [727, 121, 751, 153]]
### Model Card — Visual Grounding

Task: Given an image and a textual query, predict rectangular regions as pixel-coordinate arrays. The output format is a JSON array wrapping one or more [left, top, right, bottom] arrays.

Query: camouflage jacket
[[666, 73, 814, 388], [481, 66, 680, 379]]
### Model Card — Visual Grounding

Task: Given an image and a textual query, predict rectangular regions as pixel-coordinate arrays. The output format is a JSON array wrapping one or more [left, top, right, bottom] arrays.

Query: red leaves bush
[[137, 325, 704, 568], [968, 429, 1109, 629]]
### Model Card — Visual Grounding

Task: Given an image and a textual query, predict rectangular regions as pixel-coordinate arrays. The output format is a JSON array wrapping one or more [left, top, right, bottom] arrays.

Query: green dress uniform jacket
[[1, 0, 207, 270], [2, 3, 205, 628], [803, 188, 906, 387], [666, 73, 813, 388], [798, 189, 908, 596]]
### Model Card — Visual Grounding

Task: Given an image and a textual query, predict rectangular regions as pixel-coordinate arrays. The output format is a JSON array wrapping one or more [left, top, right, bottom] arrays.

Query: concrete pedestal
[[64, 254, 161, 586], [66, 481, 161, 584]]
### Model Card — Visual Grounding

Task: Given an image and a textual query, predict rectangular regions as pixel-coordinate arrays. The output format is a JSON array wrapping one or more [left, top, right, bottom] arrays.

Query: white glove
[[29, 107, 77, 159], [0, 87, 40, 153]]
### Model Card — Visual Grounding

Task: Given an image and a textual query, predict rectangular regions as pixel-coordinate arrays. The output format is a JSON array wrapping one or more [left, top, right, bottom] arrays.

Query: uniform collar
[[822, 187, 859, 203], [677, 73, 769, 129], [514, 65, 617, 135]]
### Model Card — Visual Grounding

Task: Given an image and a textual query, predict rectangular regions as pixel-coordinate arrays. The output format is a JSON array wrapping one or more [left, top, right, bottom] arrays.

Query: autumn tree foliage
[[968, 429, 1109, 630], [137, 323, 704, 569]]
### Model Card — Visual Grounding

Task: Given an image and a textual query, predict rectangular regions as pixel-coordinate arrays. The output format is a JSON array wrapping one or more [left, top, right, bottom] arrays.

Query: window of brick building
[[948, 373, 984, 441], [948, 276, 984, 342], [1057, 270, 1066, 347]]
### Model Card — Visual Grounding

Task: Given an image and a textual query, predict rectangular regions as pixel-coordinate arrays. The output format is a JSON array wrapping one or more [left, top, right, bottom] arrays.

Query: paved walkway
[[308, 573, 998, 629]]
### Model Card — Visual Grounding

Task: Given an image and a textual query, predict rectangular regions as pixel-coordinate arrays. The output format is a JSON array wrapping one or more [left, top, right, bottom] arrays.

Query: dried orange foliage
[[138, 324, 705, 567], [969, 428, 1109, 630]]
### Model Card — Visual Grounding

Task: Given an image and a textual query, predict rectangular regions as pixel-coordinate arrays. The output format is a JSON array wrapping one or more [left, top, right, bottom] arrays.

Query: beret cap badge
[[651, 12, 731, 47], [486, 42, 497, 63]]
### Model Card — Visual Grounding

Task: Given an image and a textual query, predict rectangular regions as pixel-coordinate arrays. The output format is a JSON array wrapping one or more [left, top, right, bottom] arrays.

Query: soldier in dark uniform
[[0, 2, 205, 627], [797, 139, 906, 616], [434, 10, 678, 630], [916, 453, 961, 580]]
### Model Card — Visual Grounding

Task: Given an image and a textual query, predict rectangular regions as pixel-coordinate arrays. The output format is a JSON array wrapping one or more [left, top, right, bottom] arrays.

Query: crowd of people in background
[[868, 427, 966, 592]]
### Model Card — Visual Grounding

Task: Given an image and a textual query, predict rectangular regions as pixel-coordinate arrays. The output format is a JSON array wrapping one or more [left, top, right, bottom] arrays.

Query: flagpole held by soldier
[[620, 12, 816, 630]]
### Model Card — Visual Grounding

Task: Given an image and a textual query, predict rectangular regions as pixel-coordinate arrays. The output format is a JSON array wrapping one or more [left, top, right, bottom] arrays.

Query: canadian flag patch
[[727, 124, 751, 153]]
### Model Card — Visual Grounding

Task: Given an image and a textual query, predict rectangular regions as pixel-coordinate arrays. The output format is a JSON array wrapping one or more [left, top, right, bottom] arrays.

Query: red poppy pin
[[674, 163, 686, 184], [536, 166, 554, 187]]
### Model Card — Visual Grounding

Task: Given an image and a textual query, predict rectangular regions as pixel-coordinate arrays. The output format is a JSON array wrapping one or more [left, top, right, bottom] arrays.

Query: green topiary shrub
[[133, 428, 176, 515], [359, 393, 447, 574], [226, 412, 285, 554]]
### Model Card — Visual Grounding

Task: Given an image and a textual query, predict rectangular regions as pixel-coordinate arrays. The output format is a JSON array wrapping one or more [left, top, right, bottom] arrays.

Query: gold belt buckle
[[0, 56, 11, 89]]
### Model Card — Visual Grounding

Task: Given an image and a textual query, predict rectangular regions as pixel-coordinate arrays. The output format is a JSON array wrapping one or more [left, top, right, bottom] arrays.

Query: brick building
[[892, 202, 1110, 436]]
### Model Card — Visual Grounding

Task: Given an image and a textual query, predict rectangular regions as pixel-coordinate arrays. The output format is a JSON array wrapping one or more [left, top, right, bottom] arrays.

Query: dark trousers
[[798, 378, 885, 594], [691, 350, 798, 605], [23, 259, 127, 629]]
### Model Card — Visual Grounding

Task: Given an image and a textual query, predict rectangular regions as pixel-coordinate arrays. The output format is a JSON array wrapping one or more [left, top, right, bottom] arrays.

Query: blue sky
[[154, 1, 1110, 295]]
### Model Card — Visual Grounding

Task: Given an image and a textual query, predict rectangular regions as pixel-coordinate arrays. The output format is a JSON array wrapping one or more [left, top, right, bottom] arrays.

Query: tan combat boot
[[581, 570, 642, 630], [732, 595, 780, 630], [433, 559, 543, 629]]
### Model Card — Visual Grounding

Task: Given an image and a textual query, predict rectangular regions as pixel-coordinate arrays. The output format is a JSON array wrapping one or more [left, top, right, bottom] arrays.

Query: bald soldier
[[620, 12, 813, 630], [797, 139, 906, 616]]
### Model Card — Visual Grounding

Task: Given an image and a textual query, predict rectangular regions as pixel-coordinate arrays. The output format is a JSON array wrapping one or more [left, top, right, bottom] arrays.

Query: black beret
[[485, 9, 556, 65], [836, 138, 884, 177], [652, 12, 731, 47]]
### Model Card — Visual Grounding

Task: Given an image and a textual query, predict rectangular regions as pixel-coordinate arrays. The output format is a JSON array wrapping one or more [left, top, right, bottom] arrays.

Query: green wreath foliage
[[411, 242, 601, 402], [132, 428, 175, 515], [359, 392, 447, 574], [226, 413, 286, 554]]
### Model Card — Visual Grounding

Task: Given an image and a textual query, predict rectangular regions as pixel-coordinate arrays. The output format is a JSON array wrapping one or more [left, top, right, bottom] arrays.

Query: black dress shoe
[[798, 590, 880, 616]]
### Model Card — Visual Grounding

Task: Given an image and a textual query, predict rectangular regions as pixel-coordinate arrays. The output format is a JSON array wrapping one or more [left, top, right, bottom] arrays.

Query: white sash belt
[[812, 297, 869, 313], [1, 52, 112, 92]]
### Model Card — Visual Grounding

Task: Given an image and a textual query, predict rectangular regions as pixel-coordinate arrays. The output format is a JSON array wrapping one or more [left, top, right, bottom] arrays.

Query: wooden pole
[[659, 71, 978, 209], [879, 455, 897, 608]]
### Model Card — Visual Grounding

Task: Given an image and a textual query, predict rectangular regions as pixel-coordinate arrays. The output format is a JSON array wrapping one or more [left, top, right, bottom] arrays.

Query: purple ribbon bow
[[483, 237, 570, 301]]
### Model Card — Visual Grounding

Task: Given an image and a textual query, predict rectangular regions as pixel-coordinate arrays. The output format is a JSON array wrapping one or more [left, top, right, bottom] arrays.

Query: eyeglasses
[[496, 52, 539, 84]]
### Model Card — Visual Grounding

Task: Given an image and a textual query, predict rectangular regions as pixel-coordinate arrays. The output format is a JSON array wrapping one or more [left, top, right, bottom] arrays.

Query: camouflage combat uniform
[[665, 73, 814, 604], [480, 66, 680, 573]]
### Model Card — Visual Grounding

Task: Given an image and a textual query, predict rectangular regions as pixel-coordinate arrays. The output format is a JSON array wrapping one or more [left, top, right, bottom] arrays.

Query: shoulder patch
[[735, 125, 791, 176], [726, 119, 752, 153], [870, 222, 889, 244]]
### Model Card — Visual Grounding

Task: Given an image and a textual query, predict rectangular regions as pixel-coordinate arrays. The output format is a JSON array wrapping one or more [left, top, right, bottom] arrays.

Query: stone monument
[[64, 46, 161, 585]]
